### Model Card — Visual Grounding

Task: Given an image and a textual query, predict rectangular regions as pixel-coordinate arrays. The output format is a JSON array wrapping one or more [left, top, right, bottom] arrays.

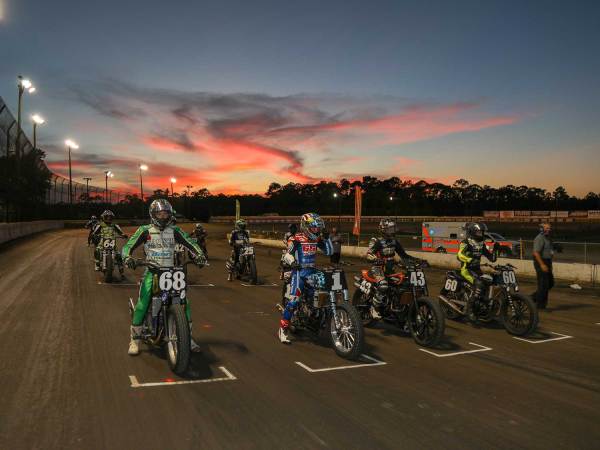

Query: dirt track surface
[[1, 228, 599, 449]]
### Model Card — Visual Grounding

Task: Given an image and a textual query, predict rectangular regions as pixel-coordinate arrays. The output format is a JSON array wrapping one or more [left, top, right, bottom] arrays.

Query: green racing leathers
[[92, 221, 126, 269], [122, 224, 205, 326]]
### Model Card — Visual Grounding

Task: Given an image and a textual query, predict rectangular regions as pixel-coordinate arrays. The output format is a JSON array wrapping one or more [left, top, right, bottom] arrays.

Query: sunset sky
[[1, 0, 599, 196]]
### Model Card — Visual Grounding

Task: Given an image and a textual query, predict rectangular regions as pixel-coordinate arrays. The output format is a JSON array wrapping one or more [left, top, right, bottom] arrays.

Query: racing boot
[[189, 322, 201, 353], [94, 261, 101, 271], [128, 326, 143, 355], [370, 291, 385, 320], [278, 319, 291, 344]]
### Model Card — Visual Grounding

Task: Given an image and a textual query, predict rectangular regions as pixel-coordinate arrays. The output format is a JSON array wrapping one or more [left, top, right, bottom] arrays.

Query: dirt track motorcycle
[[280, 266, 364, 360], [98, 237, 125, 283], [352, 260, 445, 347], [128, 259, 196, 375], [439, 263, 538, 336], [227, 241, 258, 284]]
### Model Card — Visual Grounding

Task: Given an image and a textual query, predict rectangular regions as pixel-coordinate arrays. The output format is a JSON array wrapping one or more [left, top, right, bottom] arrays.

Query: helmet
[[235, 219, 246, 231], [466, 222, 487, 242], [195, 223, 204, 230], [101, 210, 114, 223], [300, 213, 325, 240], [91, 215, 97, 220], [288, 223, 298, 233], [379, 218, 395, 237], [149, 199, 174, 229]]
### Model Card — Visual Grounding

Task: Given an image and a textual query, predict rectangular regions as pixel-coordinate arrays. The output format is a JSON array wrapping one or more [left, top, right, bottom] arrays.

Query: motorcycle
[[98, 236, 125, 283], [352, 260, 445, 347], [227, 241, 258, 284], [439, 263, 538, 336], [280, 266, 364, 360], [128, 259, 196, 375]]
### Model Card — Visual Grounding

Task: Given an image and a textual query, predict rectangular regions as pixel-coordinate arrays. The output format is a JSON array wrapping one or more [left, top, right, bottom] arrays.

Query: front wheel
[[104, 253, 113, 283], [329, 303, 364, 360], [166, 304, 191, 375], [501, 292, 538, 336], [248, 258, 258, 285], [352, 289, 376, 327], [409, 297, 445, 347]]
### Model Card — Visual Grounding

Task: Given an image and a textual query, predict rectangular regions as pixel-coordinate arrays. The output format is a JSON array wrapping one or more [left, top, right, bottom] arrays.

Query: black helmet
[[288, 223, 298, 233], [379, 218, 395, 237], [101, 210, 114, 223], [235, 219, 247, 231], [466, 222, 487, 242], [149, 199, 174, 229]]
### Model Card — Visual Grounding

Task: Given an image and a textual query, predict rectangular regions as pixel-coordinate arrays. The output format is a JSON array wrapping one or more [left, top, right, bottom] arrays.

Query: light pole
[[139, 164, 148, 201], [333, 192, 341, 229], [83, 177, 92, 201], [31, 114, 45, 150], [16, 76, 36, 158], [170, 177, 177, 198], [65, 139, 79, 204], [104, 170, 113, 203], [389, 196, 397, 222]]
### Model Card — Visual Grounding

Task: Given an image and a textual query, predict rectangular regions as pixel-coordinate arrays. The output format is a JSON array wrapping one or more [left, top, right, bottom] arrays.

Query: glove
[[124, 257, 136, 269], [194, 254, 207, 267], [321, 230, 330, 240]]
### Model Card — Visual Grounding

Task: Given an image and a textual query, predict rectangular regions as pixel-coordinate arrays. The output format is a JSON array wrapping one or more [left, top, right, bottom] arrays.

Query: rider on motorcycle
[[227, 219, 250, 281], [91, 210, 127, 271], [122, 199, 207, 356], [85, 215, 99, 246], [366, 218, 417, 320], [194, 223, 208, 243], [457, 222, 499, 321], [278, 213, 333, 344]]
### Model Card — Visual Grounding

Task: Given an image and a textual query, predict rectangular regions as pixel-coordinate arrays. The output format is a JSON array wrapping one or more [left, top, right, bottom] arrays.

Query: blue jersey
[[287, 233, 333, 268]]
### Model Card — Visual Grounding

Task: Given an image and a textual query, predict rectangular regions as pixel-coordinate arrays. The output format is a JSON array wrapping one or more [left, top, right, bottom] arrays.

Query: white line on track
[[97, 281, 138, 286], [240, 282, 279, 287], [189, 283, 215, 287], [419, 342, 492, 358], [513, 332, 573, 344], [295, 354, 386, 373], [129, 366, 237, 388]]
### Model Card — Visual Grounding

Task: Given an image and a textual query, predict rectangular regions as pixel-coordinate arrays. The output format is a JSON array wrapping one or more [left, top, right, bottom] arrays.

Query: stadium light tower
[[170, 177, 177, 197], [16, 76, 36, 158], [139, 164, 148, 201], [65, 139, 79, 204], [104, 170, 114, 203], [31, 114, 45, 150]]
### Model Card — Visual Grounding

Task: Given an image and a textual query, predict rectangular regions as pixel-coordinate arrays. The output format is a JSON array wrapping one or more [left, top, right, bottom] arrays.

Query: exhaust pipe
[[438, 295, 463, 315]]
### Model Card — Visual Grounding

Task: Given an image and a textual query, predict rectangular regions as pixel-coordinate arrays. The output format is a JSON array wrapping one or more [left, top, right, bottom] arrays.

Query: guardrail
[[0, 221, 64, 245]]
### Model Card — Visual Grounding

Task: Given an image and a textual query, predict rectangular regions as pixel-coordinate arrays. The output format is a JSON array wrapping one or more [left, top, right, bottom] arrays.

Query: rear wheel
[[166, 304, 191, 375], [501, 292, 538, 336], [329, 303, 364, 360], [104, 253, 113, 283], [409, 297, 445, 347], [352, 289, 376, 327]]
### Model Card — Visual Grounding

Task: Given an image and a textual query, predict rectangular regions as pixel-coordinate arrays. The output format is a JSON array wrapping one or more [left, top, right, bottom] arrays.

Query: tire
[[352, 289, 376, 327], [501, 292, 538, 336], [408, 297, 445, 347], [249, 258, 258, 285], [104, 253, 113, 283], [329, 303, 364, 360], [166, 304, 191, 375]]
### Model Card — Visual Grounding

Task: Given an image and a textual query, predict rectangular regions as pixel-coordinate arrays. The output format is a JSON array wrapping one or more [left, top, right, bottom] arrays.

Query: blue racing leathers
[[281, 233, 333, 326]]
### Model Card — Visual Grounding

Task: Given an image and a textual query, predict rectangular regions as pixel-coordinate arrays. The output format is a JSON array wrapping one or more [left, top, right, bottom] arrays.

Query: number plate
[[502, 270, 518, 286], [158, 269, 187, 295], [444, 277, 459, 292], [103, 239, 115, 249], [243, 246, 254, 255], [409, 270, 426, 287], [324, 269, 347, 291]]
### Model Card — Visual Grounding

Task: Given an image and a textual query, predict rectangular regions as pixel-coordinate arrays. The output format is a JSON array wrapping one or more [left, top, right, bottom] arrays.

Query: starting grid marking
[[97, 281, 215, 287], [295, 354, 387, 373], [419, 342, 492, 358], [513, 332, 573, 344], [241, 282, 279, 287], [129, 366, 237, 388]]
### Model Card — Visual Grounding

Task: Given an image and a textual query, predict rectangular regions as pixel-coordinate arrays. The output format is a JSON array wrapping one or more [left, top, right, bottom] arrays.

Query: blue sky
[[1, 0, 599, 195]]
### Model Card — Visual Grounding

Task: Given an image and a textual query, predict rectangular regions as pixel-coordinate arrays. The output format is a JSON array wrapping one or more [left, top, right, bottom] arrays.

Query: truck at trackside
[[421, 221, 521, 258]]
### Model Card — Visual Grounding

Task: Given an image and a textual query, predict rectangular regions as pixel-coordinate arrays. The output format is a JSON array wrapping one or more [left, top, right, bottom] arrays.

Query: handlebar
[[482, 262, 516, 271], [129, 258, 206, 270]]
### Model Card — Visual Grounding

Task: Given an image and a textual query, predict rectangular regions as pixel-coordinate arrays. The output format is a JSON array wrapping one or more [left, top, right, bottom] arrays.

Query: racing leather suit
[[122, 224, 205, 326], [457, 238, 497, 303], [92, 221, 126, 267], [229, 229, 250, 272], [366, 236, 415, 309], [280, 233, 333, 327]]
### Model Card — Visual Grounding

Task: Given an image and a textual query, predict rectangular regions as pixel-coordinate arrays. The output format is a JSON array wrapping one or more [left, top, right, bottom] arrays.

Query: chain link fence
[[1, 96, 128, 205]]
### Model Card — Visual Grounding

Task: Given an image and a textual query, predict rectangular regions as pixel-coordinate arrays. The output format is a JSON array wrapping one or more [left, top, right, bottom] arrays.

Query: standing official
[[532, 223, 554, 309]]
